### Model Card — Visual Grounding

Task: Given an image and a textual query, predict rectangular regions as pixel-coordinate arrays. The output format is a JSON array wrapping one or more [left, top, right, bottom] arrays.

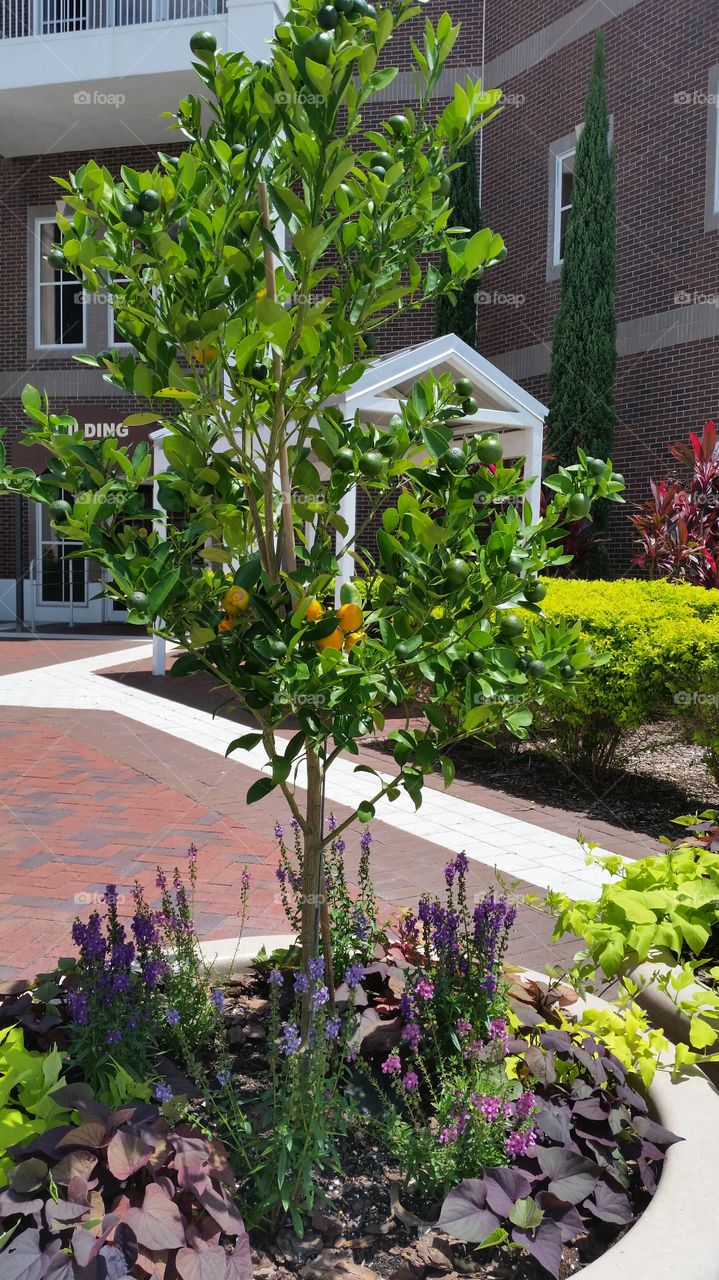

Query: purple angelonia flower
[[326, 1015, 342, 1040], [165, 1008, 181, 1027], [506, 1129, 537, 1159], [402, 1071, 419, 1093], [381, 1053, 402, 1076], [268, 969, 284, 989], [280, 1021, 301, 1056], [210, 989, 225, 1011], [294, 972, 310, 996], [154, 1083, 173, 1102], [106, 1029, 122, 1046], [344, 963, 364, 990]]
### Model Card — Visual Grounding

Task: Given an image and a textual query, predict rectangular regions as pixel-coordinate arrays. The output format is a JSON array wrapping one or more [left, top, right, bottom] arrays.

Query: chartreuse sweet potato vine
[[0, 0, 623, 1000], [547, 835, 719, 1074]]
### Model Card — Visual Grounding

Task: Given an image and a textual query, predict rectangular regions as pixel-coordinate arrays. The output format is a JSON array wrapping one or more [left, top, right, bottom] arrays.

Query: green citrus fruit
[[138, 189, 160, 212], [371, 165, 387, 179], [445, 558, 471, 587], [120, 203, 143, 228], [462, 396, 479, 416], [47, 248, 66, 271], [363, 332, 378, 349], [128, 591, 148, 610], [251, 363, 269, 381], [468, 651, 483, 671], [303, 31, 333, 61], [568, 492, 591, 519], [372, 151, 393, 168], [523, 579, 547, 604], [507, 554, 523, 575], [49, 500, 72, 521], [388, 114, 410, 136], [190, 30, 217, 53], [499, 613, 524, 639], [527, 659, 546, 678], [611, 472, 624, 486], [476, 435, 503, 466], [516, 654, 529, 673], [455, 377, 473, 399], [336, 0, 354, 10], [586, 456, 606, 476], [318, 3, 339, 27], [560, 663, 574, 679], [268, 638, 288, 658], [443, 446, 466, 472], [335, 447, 355, 472], [359, 450, 385, 478], [396, 642, 411, 662]]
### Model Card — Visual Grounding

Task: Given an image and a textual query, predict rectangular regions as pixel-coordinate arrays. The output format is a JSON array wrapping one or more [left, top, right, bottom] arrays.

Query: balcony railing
[[1, 0, 224, 39]]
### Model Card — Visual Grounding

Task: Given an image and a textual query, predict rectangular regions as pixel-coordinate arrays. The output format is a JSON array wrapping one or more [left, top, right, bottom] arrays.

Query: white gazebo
[[150, 334, 547, 675]]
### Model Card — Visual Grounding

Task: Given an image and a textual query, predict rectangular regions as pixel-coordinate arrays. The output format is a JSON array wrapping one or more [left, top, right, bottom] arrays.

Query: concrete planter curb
[[197, 933, 296, 979], [628, 959, 719, 1089]]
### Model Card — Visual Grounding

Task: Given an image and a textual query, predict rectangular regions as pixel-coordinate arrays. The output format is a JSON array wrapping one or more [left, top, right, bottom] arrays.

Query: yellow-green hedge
[[537, 578, 719, 777]]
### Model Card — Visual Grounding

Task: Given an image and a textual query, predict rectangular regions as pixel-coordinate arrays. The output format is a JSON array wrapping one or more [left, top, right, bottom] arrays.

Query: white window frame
[[552, 146, 576, 268], [35, 217, 86, 351]]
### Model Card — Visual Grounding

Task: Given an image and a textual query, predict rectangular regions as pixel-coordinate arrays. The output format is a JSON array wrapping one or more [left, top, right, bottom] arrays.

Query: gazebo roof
[[338, 334, 547, 445]]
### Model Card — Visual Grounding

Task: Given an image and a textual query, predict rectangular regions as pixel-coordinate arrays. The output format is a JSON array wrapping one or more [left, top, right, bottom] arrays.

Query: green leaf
[[357, 801, 375, 823], [246, 777, 277, 805], [146, 570, 180, 616], [509, 1197, 544, 1230], [226, 733, 263, 756]]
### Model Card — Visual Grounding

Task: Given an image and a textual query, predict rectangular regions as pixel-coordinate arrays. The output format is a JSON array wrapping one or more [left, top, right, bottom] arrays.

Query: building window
[[36, 221, 85, 348], [553, 147, 576, 266], [37, 498, 87, 605], [108, 277, 131, 346], [706, 65, 719, 232]]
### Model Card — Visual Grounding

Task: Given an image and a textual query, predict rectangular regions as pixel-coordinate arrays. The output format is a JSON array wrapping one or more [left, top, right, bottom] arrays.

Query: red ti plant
[[631, 421, 719, 586]]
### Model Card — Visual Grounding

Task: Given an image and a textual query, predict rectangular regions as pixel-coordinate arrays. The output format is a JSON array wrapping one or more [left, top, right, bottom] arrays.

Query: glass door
[[37, 500, 87, 613]]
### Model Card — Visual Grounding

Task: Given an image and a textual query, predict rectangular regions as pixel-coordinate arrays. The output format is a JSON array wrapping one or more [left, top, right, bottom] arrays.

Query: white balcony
[[0, 0, 280, 155]]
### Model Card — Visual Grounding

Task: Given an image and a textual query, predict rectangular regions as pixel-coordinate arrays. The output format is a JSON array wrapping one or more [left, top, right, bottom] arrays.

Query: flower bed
[[0, 840, 694, 1280]]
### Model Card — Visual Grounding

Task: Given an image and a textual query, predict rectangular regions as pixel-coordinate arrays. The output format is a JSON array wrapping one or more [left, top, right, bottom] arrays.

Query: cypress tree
[[545, 30, 616, 472], [436, 141, 483, 348]]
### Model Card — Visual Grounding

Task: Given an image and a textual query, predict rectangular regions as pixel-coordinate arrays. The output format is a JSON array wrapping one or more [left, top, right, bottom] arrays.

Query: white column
[[335, 484, 357, 606], [151, 431, 167, 676], [525, 423, 544, 523]]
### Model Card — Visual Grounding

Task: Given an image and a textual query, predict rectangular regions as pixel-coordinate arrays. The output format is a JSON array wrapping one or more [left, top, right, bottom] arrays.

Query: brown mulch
[[366, 720, 719, 843]]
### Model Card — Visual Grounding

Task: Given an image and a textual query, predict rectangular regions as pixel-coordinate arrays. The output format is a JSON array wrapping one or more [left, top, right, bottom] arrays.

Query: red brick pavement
[[0, 717, 289, 983]]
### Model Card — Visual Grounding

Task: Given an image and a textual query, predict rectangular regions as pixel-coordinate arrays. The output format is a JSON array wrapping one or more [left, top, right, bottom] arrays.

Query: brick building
[[2, 0, 718, 626]]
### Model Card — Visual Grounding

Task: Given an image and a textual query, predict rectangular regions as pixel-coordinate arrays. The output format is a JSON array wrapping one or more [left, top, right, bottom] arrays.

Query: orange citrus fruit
[[344, 630, 364, 652], [222, 586, 250, 615], [315, 627, 344, 651], [305, 598, 324, 622], [218, 616, 234, 633], [337, 602, 363, 633]]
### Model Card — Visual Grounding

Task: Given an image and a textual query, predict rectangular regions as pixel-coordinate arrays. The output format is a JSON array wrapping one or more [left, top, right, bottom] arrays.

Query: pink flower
[[488, 1018, 508, 1042], [403, 1071, 419, 1092], [414, 978, 435, 1001], [381, 1054, 402, 1076], [456, 1018, 473, 1038], [506, 1129, 537, 1159], [479, 1096, 502, 1122]]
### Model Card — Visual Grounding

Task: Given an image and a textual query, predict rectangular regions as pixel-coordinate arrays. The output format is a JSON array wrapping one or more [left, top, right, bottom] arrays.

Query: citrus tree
[[0, 0, 623, 997]]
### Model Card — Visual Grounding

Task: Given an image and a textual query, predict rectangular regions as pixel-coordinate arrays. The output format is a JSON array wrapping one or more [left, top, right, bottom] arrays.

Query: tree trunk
[[299, 747, 336, 1036]]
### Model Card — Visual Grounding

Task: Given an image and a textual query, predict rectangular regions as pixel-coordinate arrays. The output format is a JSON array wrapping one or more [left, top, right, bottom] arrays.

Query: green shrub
[[537, 577, 719, 776]]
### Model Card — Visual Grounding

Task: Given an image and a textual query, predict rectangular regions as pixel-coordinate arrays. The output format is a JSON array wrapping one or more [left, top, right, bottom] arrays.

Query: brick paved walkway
[[0, 637, 604, 984]]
